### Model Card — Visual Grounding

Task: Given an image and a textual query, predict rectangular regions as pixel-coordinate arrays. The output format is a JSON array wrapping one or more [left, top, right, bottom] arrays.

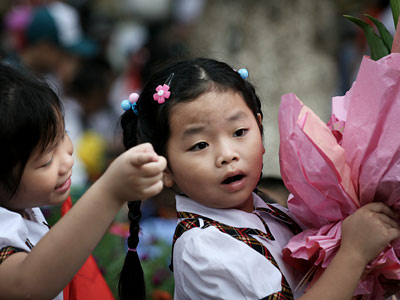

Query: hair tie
[[128, 247, 137, 252], [237, 68, 249, 80], [153, 72, 174, 104], [121, 92, 139, 115]]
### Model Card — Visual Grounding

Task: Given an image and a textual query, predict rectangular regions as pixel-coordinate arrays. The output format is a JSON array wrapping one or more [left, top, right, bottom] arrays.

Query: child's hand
[[99, 143, 167, 203], [341, 202, 400, 266]]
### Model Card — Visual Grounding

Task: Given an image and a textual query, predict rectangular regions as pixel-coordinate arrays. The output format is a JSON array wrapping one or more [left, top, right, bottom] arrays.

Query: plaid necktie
[[255, 204, 303, 235], [171, 209, 298, 300]]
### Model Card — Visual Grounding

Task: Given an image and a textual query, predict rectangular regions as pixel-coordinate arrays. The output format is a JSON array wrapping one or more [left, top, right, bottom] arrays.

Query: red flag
[[62, 196, 115, 300]]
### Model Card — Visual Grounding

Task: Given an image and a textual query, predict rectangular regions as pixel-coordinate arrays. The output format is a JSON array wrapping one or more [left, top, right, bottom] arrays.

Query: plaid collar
[[176, 193, 276, 231]]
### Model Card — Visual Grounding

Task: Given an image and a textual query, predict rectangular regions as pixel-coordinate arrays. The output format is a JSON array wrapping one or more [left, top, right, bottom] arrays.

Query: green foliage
[[141, 240, 174, 299], [365, 14, 393, 50], [344, 0, 400, 60], [92, 232, 126, 297], [344, 15, 390, 60]]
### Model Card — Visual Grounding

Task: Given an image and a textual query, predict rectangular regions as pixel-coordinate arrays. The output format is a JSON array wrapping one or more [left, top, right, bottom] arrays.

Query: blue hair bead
[[121, 99, 131, 111], [238, 68, 248, 80]]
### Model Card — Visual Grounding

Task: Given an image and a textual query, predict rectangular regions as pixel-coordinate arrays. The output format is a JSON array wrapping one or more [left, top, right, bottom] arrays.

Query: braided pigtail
[[119, 93, 148, 300], [118, 200, 145, 300]]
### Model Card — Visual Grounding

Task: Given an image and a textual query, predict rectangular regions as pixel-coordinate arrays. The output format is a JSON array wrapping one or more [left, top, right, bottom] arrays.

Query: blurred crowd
[[0, 0, 205, 191]]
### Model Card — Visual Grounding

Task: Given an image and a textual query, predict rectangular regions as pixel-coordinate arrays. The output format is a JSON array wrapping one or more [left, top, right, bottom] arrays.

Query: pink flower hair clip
[[153, 84, 170, 104], [153, 73, 174, 104]]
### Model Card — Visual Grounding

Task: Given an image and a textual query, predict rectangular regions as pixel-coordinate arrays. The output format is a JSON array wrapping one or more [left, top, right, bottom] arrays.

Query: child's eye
[[233, 128, 248, 137], [189, 142, 209, 151], [41, 156, 54, 168]]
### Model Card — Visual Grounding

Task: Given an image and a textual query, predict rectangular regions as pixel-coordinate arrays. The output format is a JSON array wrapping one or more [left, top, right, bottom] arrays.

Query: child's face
[[6, 133, 74, 211], [165, 91, 265, 212]]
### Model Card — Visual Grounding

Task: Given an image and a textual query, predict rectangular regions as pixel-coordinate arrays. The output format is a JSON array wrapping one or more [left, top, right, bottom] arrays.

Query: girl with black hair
[[119, 58, 400, 300], [0, 63, 166, 299]]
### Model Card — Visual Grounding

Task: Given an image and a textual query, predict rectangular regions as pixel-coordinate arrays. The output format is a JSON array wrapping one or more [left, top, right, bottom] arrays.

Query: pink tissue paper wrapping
[[279, 53, 400, 299]]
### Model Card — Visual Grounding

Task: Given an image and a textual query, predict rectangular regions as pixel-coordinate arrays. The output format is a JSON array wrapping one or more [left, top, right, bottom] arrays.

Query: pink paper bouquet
[[279, 53, 400, 299]]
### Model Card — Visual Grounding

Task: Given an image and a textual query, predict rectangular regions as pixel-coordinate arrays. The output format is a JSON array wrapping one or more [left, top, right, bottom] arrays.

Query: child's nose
[[60, 135, 74, 174], [215, 142, 239, 167], [61, 152, 74, 173]]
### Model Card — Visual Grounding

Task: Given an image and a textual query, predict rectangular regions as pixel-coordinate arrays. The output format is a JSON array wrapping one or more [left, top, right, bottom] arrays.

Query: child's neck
[[233, 194, 255, 213]]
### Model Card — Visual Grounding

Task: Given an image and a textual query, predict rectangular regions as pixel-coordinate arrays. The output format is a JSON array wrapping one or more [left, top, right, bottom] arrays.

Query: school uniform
[[172, 193, 305, 300], [0, 206, 63, 300]]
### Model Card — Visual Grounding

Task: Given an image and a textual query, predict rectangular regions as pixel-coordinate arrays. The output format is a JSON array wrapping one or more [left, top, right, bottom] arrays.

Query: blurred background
[[0, 0, 393, 298]]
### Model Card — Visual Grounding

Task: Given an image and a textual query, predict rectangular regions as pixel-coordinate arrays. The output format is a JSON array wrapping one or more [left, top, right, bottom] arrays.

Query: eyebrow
[[182, 125, 205, 140], [181, 111, 248, 140], [226, 111, 246, 122]]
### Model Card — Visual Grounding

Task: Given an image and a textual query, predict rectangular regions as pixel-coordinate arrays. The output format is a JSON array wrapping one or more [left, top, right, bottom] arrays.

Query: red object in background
[[62, 196, 115, 300]]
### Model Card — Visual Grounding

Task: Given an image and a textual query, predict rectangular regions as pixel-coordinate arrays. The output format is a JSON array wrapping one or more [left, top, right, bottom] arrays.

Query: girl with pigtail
[[0, 63, 166, 300], [118, 58, 400, 300]]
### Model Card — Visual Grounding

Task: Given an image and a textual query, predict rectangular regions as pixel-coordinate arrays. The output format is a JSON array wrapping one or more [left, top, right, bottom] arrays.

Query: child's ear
[[257, 113, 263, 126], [257, 113, 266, 154], [163, 168, 175, 188], [256, 113, 264, 135]]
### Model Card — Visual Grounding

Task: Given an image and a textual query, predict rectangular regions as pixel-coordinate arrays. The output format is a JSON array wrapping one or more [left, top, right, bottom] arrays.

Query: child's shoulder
[[0, 207, 48, 251]]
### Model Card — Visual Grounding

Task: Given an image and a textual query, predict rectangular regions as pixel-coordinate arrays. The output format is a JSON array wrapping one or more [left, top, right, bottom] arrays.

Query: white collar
[[175, 193, 270, 233], [0, 206, 48, 251]]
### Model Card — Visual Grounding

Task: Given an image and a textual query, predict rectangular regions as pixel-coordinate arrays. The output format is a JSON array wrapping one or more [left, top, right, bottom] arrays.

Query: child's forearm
[[0, 176, 123, 299], [297, 248, 366, 300]]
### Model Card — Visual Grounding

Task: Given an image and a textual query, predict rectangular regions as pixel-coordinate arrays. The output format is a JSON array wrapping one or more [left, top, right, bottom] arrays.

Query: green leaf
[[365, 14, 393, 50], [391, 0, 400, 29], [344, 15, 390, 60]]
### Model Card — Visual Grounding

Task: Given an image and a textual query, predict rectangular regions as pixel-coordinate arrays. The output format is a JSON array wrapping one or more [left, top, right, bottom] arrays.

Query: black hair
[[118, 57, 263, 300], [0, 63, 64, 201]]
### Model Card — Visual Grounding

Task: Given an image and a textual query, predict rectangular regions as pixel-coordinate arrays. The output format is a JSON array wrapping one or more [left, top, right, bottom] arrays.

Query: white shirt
[[173, 193, 305, 300], [0, 206, 63, 300]]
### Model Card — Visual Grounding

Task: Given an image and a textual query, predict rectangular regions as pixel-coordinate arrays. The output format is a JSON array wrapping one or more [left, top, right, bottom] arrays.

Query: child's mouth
[[55, 177, 71, 193], [222, 175, 245, 184]]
